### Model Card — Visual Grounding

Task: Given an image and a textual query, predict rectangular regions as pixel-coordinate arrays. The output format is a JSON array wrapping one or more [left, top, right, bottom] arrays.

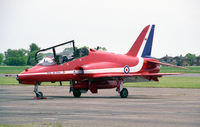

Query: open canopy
[[35, 40, 89, 66]]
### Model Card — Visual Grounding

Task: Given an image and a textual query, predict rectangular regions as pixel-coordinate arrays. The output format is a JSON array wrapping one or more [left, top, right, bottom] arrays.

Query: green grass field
[[160, 66, 200, 73], [0, 77, 69, 86], [0, 76, 200, 88], [0, 66, 32, 74], [125, 77, 200, 88]]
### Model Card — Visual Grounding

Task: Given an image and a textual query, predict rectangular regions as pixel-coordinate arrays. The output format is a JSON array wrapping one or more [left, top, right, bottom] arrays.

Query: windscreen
[[54, 42, 74, 63], [35, 41, 75, 65], [38, 57, 56, 66], [35, 41, 89, 66], [36, 49, 54, 63]]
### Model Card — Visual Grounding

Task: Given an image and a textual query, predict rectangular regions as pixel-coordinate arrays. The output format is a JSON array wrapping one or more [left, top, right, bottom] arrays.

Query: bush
[[0, 53, 3, 65], [4, 57, 27, 66]]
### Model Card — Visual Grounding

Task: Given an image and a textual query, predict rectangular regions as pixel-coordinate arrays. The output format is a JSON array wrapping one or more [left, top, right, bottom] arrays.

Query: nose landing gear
[[33, 83, 46, 100]]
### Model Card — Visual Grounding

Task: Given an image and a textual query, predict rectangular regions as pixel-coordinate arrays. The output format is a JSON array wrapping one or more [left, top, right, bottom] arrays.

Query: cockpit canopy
[[35, 40, 89, 66], [38, 57, 56, 66]]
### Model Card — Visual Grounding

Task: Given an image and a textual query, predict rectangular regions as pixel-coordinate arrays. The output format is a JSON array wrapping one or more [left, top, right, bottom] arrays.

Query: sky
[[0, 0, 199, 58]]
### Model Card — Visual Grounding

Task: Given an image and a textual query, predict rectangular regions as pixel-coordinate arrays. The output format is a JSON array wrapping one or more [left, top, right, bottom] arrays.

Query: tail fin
[[126, 25, 155, 57]]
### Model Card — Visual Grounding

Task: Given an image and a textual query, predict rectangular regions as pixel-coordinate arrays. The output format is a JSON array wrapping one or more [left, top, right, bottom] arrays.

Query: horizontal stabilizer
[[146, 59, 188, 69]]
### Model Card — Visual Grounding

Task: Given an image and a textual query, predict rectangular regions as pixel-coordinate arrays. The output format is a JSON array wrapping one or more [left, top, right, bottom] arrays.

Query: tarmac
[[0, 85, 200, 127]]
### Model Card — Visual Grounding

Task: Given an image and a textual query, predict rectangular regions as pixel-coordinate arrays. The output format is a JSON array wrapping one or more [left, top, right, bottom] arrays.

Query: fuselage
[[16, 25, 182, 98], [17, 49, 160, 85]]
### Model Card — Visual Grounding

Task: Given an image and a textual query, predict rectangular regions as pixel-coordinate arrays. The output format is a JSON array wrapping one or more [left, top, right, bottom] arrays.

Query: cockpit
[[35, 40, 89, 66], [38, 57, 56, 66]]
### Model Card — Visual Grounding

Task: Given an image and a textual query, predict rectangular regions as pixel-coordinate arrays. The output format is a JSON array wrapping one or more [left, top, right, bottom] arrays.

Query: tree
[[27, 43, 40, 65], [81, 46, 89, 49], [94, 46, 107, 51], [185, 53, 196, 66], [0, 53, 3, 65], [4, 49, 28, 66], [30, 43, 40, 52]]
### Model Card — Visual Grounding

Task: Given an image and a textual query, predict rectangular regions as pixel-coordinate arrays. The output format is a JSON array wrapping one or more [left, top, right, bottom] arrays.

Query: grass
[[0, 66, 32, 74], [0, 77, 18, 85], [124, 77, 200, 88], [160, 66, 200, 73], [0, 77, 69, 86], [0, 77, 200, 88]]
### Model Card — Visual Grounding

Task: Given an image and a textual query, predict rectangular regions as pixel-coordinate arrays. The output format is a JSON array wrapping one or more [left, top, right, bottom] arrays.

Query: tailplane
[[126, 25, 155, 57]]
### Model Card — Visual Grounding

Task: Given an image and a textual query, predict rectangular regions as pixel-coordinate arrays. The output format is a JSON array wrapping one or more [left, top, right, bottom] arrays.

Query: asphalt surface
[[0, 85, 200, 127]]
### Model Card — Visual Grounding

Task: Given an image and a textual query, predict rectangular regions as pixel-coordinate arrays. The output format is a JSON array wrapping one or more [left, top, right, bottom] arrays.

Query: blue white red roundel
[[124, 65, 130, 74]]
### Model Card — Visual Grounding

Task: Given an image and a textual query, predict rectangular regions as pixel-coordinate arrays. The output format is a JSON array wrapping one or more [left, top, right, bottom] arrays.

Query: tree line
[[0, 43, 107, 66], [159, 53, 200, 66], [0, 43, 40, 66], [0, 43, 198, 66]]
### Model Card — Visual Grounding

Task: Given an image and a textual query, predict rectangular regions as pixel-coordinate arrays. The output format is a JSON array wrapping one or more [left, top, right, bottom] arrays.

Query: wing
[[80, 60, 185, 82], [91, 73, 182, 78], [85, 72, 182, 83]]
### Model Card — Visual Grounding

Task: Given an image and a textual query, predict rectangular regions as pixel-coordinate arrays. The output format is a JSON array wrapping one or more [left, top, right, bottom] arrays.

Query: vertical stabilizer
[[141, 25, 155, 57], [126, 25, 155, 57]]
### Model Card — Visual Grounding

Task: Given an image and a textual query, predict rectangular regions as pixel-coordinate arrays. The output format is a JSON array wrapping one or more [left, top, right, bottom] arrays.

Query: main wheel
[[73, 89, 81, 97], [36, 91, 43, 99], [120, 88, 128, 98]]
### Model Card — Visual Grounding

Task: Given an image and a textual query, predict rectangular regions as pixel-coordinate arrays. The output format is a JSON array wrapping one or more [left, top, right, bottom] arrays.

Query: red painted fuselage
[[18, 50, 160, 84], [17, 25, 182, 98]]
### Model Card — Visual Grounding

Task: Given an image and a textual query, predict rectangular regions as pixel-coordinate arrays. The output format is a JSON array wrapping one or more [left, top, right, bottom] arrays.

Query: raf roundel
[[124, 65, 130, 74]]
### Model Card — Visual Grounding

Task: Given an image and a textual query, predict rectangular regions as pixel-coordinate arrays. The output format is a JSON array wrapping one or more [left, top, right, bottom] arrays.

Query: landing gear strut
[[70, 80, 82, 98], [117, 80, 128, 98], [34, 83, 45, 99]]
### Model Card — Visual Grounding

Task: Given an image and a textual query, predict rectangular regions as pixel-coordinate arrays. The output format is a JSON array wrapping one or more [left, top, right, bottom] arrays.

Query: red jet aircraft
[[17, 25, 184, 99]]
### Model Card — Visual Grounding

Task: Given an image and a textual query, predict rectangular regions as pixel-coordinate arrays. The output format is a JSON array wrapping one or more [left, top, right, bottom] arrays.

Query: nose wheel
[[36, 91, 43, 99], [34, 83, 46, 99]]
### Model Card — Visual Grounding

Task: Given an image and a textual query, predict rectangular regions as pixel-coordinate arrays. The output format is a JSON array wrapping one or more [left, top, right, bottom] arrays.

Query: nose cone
[[16, 74, 19, 82], [17, 66, 40, 85], [17, 71, 27, 81], [17, 71, 34, 85]]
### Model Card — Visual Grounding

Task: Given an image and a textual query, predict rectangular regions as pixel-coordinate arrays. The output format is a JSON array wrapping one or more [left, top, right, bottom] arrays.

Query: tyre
[[73, 89, 81, 97], [120, 88, 128, 98], [36, 92, 43, 99]]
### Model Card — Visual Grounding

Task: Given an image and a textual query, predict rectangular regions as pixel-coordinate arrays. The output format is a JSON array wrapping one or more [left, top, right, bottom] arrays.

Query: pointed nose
[[16, 74, 23, 84], [17, 72, 37, 85], [16, 75, 19, 81]]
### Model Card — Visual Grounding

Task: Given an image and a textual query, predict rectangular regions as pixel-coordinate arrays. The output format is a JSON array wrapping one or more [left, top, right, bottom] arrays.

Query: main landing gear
[[73, 89, 81, 97], [117, 81, 128, 98], [120, 88, 128, 98], [34, 83, 46, 99], [70, 79, 129, 98]]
